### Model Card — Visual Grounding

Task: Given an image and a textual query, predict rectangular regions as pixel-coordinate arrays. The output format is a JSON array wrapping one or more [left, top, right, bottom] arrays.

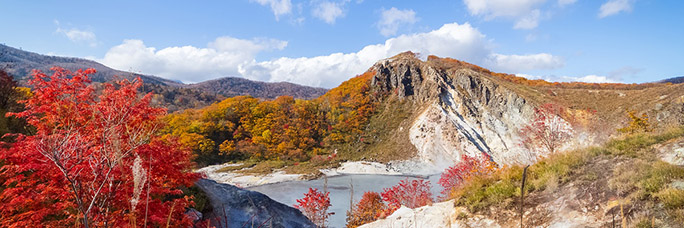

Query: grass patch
[[655, 188, 684, 209], [236, 160, 289, 175]]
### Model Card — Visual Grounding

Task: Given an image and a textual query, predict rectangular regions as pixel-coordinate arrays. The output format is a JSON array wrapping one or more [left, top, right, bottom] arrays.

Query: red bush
[[294, 188, 332, 227], [438, 154, 497, 197], [381, 179, 433, 215]]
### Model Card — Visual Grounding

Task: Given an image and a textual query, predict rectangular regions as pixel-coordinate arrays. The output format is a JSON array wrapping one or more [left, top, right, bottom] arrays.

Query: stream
[[247, 174, 442, 228]]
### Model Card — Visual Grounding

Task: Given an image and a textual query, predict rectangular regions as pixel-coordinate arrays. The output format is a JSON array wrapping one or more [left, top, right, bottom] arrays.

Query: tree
[[519, 103, 574, 156], [380, 179, 433, 215], [0, 67, 199, 227], [439, 154, 497, 198], [0, 69, 29, 140], [346, 192, 386, 228], [617, 110, 652, 134], [294, 188, 332, 227]]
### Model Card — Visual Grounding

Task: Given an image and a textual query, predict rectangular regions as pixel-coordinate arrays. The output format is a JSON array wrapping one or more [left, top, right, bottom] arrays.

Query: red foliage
[[0, 67, 200, 227], [438, 154, 497, 197], [519, 103, 574, 155], [380, 179, 433, 215], [346, 192, 386, 228], [294, 188, 332, 227]]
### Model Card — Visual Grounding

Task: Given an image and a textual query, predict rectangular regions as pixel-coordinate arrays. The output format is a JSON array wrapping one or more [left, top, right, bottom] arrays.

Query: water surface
[[248, 174, 442, 228]]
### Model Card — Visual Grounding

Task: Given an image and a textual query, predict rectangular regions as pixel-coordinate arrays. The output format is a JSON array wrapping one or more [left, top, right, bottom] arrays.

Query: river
[[247, 174, 443, 228]]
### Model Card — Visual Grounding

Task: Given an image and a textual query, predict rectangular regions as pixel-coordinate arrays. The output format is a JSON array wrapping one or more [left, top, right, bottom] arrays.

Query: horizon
[[2, 0, 683, 88]]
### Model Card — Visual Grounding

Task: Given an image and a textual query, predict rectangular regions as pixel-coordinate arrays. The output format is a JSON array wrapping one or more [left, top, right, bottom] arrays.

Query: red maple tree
[[294, 188, 332, 227], [0, 67, 200, 227], [380, 179, 432, 215], [519, 103, 574, 156]]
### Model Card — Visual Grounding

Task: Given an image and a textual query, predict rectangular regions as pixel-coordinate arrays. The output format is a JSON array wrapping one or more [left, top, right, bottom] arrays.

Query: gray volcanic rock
[[195, 179, 315, 228]]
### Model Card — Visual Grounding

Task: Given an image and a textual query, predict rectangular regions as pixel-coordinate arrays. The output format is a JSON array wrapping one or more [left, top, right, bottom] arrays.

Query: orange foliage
[[346, 192, 386, 228], [163, 72, 377, 165]]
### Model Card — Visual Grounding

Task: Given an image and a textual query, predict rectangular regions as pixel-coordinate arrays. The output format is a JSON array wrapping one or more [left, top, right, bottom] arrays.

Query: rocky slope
[[361, 54, 561, 174], [339, 52, 684, 175]]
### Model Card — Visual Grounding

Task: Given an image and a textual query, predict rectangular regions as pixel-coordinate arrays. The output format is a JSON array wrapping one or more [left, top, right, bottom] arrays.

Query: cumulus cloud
[[599, 0, 635, 18], [251, 0, 292, 20], [517, 73, 619, 83], [463, 0, 549, 29], [487, 53, 564, 72], [100, 37, 287, 83], [377, 7, 418, 36], [312, 1, 346, 24], [55, 20, 97, 47], [100, 22, 564, 88], [239, 22, 563, 87]]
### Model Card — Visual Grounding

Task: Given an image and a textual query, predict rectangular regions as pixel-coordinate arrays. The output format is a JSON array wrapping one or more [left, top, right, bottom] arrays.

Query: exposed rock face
[[369, 54, 574, 174], [657, 138, 684, 166], [195, 179, 315, 228]]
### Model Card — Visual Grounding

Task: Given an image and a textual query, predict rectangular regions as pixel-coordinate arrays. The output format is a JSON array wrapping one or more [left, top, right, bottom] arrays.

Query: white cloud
[[558, 0, 577, 6], [599, 0, 635, 18], [312, 1, 346, 24], [99, 37, 287, 83], [251, 0, 293, 20], [513, 9, 540, 29], [100, 22, 563, 88], [463, 0, 547, 29], [239, 22, 562, 88], [487, 53, 564, 72], [54, 20, 97, 47], [377, 7, 418, 36], [517, 73, 619, 83]]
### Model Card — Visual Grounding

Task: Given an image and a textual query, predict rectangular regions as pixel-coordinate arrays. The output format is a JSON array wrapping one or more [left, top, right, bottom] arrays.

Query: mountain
[[660, 76, 684, 84], [0, 44, 180, 86], [188, 77, 327, 100], [0, 44, 327, 105], [352, 52, 684, 173]]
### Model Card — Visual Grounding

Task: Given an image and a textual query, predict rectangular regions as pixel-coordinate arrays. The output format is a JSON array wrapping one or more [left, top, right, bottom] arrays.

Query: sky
[[1, 0, 683, 88]]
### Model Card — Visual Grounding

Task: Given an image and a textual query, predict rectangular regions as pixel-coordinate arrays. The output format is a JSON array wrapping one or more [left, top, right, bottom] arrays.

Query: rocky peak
[[364, 53, 579, 173]]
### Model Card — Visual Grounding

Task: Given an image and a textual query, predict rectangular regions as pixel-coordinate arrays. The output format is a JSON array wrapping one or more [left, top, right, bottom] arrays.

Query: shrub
[[346, 192, 386, 228], [381, 179, 433, 215], [295, 188, 332, 227], [617, 110, 652, 134], [655, 188, 684, 209], [439, 154, 497, 198]]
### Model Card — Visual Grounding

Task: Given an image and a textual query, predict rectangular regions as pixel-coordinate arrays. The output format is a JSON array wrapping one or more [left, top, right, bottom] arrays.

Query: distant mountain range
[[0, 44, 327, 102], [659, 76, 684, 84]]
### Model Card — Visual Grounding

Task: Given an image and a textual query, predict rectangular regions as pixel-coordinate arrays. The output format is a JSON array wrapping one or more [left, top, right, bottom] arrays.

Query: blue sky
[[1, 0, 682, 88]]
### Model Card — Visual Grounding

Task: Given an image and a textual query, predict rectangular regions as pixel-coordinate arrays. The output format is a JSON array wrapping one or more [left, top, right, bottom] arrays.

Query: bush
[[346, 192, 386, 228], [439, 154, 496, 198], [381, 179, 433, 215], [295, 188, 332, 227]]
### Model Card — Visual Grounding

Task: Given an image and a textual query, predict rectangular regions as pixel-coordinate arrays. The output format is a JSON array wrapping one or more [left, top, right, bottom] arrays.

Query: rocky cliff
[[359, 52, 684, 174], [366, 53, 550, 174]]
